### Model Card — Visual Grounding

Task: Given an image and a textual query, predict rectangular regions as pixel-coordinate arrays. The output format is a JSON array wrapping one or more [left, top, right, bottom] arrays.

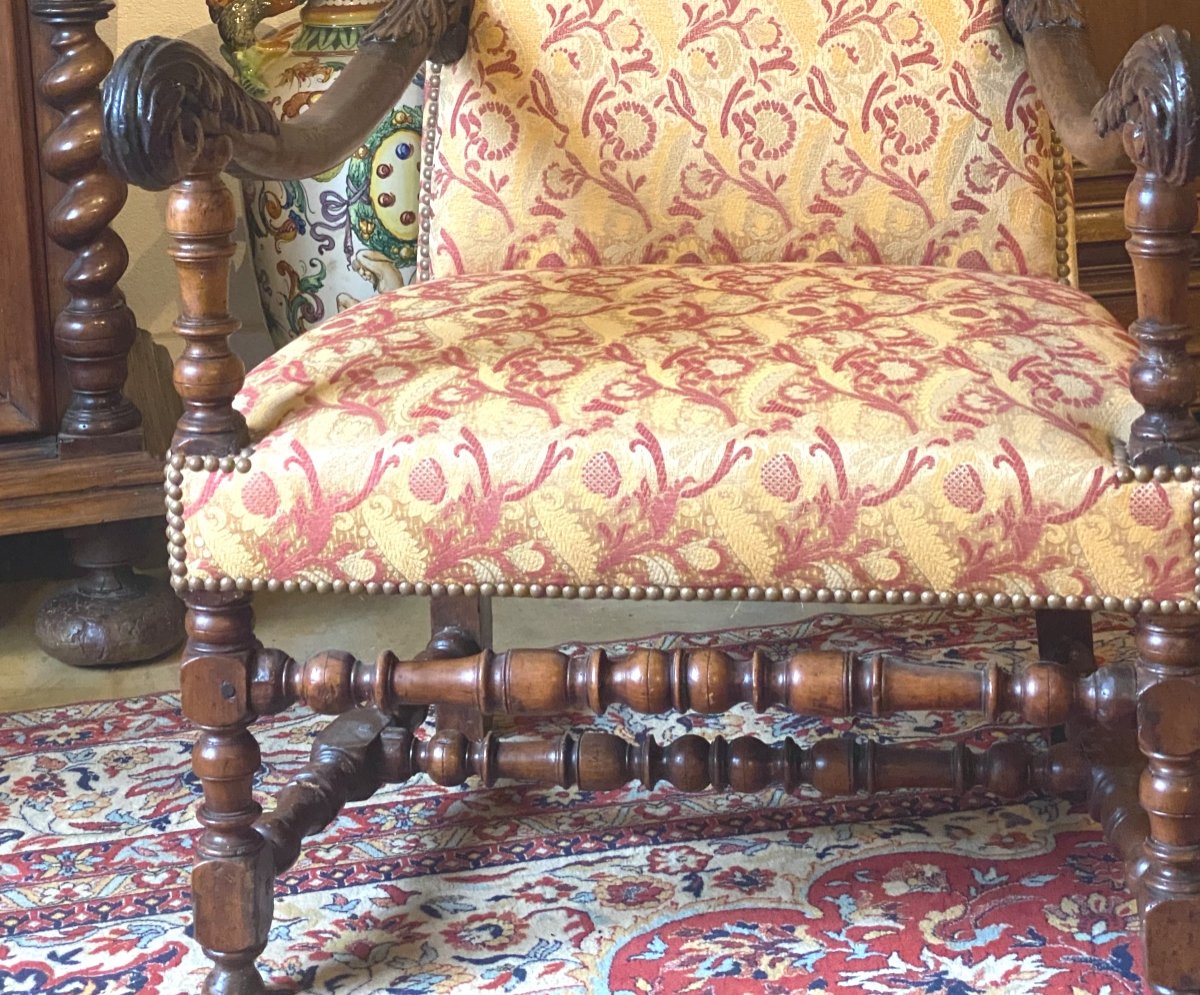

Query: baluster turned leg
[[1137, 615, 1200, 994], [431, 593, 492, 738], [183, 593, 272, 995]]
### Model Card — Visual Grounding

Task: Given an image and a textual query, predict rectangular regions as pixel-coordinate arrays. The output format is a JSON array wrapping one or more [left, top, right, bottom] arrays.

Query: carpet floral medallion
[[0, 609, 1143, 994]]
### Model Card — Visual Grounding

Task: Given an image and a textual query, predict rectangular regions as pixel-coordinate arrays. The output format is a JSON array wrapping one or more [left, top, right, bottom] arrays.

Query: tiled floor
[[0, 571, 822, 712]]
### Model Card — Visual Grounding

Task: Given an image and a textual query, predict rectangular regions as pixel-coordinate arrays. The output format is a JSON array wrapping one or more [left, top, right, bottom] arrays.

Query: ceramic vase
[[217, 0, 424, 349]]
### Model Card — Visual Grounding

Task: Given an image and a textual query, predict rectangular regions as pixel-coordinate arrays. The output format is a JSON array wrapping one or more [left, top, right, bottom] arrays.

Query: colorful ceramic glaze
[[217, 0, 423, 348]]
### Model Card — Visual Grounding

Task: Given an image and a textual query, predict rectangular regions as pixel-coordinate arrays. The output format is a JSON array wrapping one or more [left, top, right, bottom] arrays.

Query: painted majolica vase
[[209, 0, 423, 348]]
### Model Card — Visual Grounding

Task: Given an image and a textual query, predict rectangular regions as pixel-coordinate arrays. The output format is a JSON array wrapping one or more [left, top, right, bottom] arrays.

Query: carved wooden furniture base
[[34, 522, 184, 667], [0, 0, 187, 669], [0, 445, 185, 666], [175, 593, 1200, 994]]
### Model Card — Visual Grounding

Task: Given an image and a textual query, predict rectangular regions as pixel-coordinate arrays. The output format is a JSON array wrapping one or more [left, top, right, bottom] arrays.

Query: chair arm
[[1094, 27, 1200, 190], [99, 0, 473, 456], [1094, 27, 1200, 467], [103, 0, 471, 191], [1012, 2, 1200, 466], [1004, 0, 1129, 170]]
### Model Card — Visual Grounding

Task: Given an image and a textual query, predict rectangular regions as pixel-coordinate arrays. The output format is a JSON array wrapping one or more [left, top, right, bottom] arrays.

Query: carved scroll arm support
[[1094, 26, 1200, 188], [1005, 0, 1130, 170], [1094, 27, 1200, 466], [1013, 3, 1200, 465], [100, 0, 473, 455], [102, 0, 472, 191]]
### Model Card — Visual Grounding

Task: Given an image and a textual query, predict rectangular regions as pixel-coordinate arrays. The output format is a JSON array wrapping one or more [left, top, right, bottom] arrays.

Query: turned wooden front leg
[[183, 593, 272, 995], [166, 164, 249, 455], [1137, 615, 1200, 993], [1093, 26, 1200, 467]]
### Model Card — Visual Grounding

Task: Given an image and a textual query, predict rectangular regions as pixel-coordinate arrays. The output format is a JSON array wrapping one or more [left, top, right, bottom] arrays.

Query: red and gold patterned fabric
[[424, 0, 1070, 281], [175, 263, 1194, 604]]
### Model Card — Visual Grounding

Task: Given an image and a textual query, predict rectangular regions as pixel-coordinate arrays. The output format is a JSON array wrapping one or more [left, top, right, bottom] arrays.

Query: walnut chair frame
[[100, 0, 1200, 991]]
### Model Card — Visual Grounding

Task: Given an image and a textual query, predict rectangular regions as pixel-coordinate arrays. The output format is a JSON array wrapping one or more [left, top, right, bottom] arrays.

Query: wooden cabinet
[[1075, 1, 1200, 324], [0, 0, 56, 439], [0, 0, 182, 665]]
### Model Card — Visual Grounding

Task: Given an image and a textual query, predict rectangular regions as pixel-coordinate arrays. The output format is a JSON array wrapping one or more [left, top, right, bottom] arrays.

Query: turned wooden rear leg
[[1036, 609, 1095, 674], [183, 593, 272, 995], [1037, 609, 1097, 746], [1137, 615, 1200, 994], [431, 593, 493, 738]]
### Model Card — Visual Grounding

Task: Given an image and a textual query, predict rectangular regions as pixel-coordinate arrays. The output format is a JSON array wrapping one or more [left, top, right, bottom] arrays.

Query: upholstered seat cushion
[[173, 263, 1197, 608]]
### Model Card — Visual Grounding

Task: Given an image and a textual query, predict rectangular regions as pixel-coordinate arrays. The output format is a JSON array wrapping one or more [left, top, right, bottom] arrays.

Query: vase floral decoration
[[207, 0, 424, 349]]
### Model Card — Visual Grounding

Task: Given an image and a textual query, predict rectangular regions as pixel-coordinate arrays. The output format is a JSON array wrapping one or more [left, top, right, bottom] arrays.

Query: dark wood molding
[[0, 447, 163, 535]]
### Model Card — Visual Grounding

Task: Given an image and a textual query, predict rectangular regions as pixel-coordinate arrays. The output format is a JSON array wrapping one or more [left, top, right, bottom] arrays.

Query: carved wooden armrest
[[104, 0, 471, 189], [1094, 28, 1200, 467], [100, 0, 473, 455], [1010, 1, 1200, 466], [1005, 0, 1129, 170]]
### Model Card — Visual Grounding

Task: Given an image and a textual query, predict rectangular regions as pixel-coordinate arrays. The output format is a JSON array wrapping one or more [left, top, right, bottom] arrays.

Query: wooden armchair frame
[[100, 0, 1200, 991]]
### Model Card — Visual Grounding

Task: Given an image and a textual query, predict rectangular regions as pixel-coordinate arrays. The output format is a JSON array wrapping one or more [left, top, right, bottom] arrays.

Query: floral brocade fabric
[[179, 263, 1195, 603], [424, 0, 1068, 280]]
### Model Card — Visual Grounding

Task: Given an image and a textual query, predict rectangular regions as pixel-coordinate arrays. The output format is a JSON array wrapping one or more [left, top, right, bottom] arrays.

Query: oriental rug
[[0, 608, 1143, 994]]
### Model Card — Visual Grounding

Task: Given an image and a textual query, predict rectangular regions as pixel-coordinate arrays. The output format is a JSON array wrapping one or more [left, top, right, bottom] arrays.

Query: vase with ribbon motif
[[208, 0, 423, 349]]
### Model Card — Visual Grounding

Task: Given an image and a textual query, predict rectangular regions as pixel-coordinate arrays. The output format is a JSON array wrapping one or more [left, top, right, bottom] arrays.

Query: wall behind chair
[[98, 3, 271, 363]]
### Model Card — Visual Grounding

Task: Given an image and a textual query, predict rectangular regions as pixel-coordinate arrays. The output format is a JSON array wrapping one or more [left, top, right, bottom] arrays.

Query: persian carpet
[[0, 608, 1143, 994]]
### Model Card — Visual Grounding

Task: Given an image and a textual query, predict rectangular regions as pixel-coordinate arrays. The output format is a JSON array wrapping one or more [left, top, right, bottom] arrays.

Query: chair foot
[[202, 959, 266, 995], [1143, 897, 1200, 993]]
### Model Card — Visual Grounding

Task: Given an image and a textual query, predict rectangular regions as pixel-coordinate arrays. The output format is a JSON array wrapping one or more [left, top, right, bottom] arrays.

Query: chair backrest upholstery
[[420, 0, 1071, 282]]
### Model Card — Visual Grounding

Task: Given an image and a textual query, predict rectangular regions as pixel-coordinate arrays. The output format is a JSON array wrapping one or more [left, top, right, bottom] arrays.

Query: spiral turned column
[[31, 0, 184, 668], [33, 0, 141, 447]]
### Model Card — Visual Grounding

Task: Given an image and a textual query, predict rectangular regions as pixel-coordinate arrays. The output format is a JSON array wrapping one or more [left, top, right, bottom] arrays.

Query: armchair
[[100, 0, 1200, 991]]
